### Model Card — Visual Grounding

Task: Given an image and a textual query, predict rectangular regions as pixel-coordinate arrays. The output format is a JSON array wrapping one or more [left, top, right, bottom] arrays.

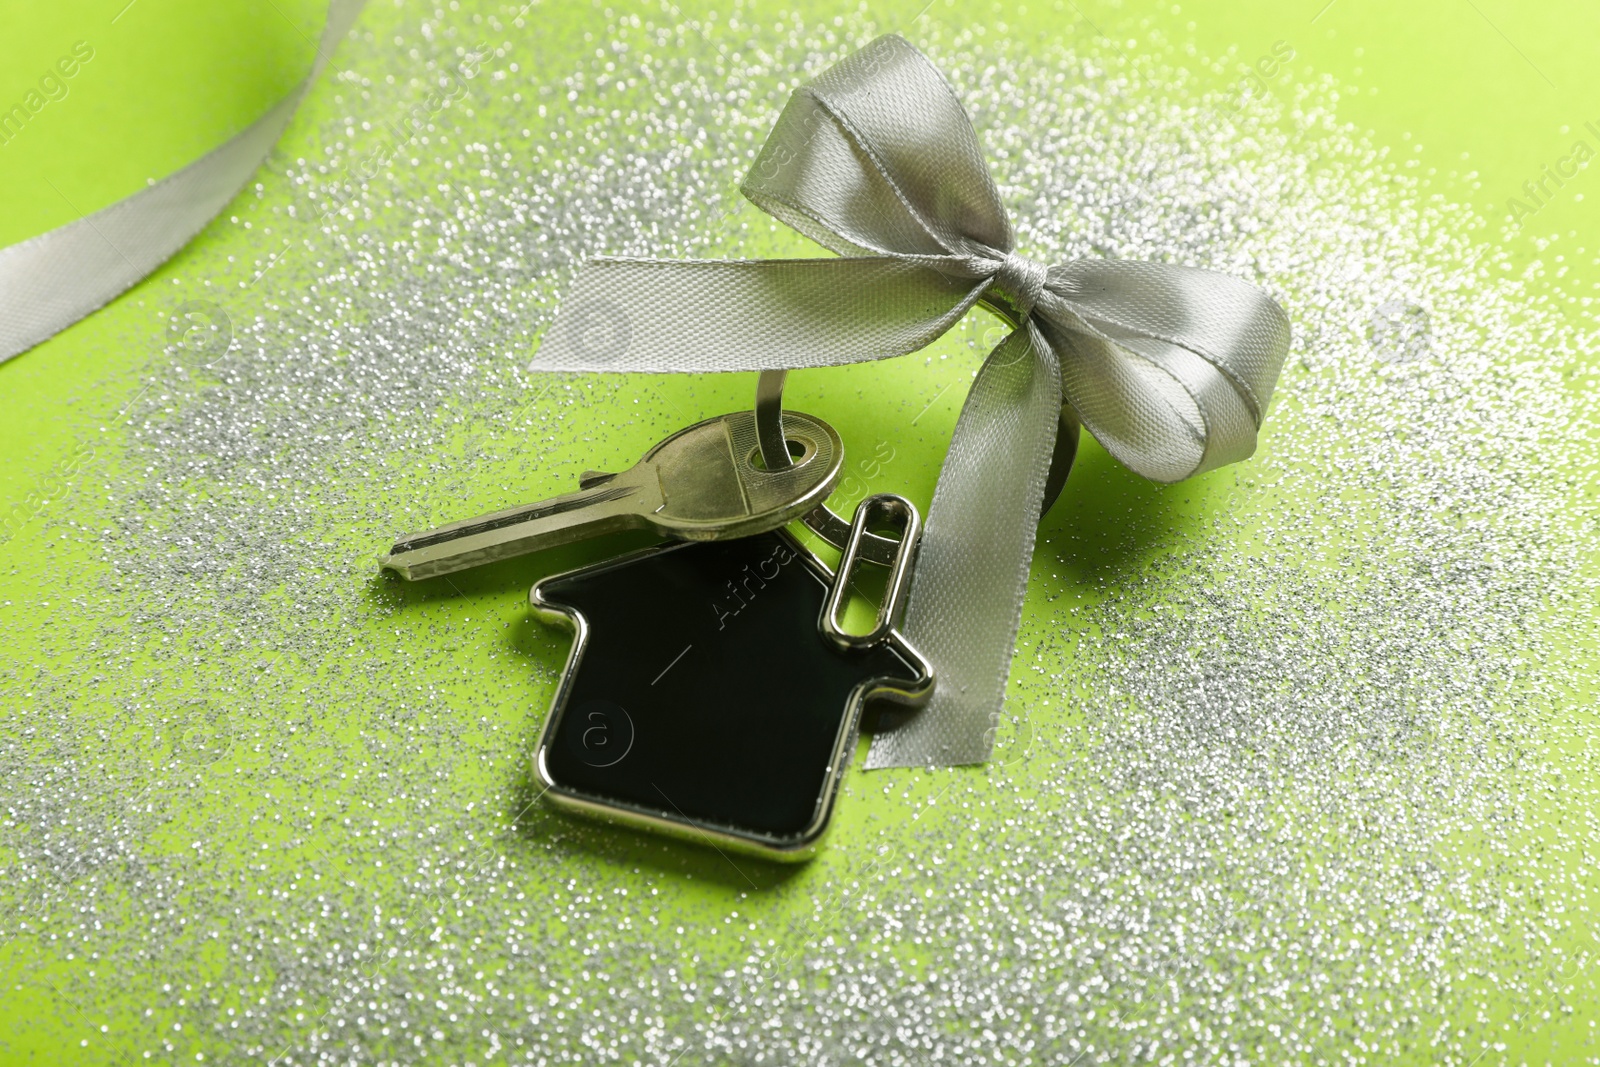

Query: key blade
[[381, 481, 648, 581]]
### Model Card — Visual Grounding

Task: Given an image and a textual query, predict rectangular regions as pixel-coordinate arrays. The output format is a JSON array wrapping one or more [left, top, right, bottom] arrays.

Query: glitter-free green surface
[[2, 1, 1598, 1064]]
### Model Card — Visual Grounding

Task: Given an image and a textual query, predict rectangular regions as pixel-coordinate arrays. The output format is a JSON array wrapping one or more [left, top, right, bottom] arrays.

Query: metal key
[[380, 410, 843, 581]]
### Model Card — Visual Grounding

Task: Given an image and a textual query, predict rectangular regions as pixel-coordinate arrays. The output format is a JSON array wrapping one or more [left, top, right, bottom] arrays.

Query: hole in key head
[[747, 436, 814, 471]]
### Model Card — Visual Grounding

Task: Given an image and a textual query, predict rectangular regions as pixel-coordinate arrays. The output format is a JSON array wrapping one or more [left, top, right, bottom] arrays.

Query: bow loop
[[742, 34, 1012, 260], [534, 34, 1291, 768]]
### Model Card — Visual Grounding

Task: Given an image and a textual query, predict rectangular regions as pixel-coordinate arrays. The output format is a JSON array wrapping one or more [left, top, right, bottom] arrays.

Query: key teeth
[[578, 469, 618, 489]]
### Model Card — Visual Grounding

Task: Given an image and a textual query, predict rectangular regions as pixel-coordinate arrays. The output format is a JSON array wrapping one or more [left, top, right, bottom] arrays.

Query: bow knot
[[987, 252, 1050, 322], [536, 34, 1291, 768]]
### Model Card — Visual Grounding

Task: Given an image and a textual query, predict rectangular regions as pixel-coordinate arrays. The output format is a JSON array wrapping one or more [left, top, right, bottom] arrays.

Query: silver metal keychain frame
[[528, 524, 934, 863]]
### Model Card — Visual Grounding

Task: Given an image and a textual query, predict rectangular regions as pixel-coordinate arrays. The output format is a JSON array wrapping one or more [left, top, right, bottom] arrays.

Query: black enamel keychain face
[[531, 528, 931, 861]]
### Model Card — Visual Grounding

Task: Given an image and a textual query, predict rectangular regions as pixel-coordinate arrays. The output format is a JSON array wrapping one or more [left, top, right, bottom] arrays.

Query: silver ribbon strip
[[0, 0, 362, 364], [534, 34, 1291, 768]]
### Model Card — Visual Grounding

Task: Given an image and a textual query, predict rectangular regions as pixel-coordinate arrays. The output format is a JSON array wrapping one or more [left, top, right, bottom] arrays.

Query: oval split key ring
[[754, 369, 908, 567], [754, 367, 1081, 567]]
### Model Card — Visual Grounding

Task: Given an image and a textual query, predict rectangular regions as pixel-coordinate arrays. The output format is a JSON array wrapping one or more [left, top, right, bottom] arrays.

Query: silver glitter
[[3, 4, 1597, 1065]]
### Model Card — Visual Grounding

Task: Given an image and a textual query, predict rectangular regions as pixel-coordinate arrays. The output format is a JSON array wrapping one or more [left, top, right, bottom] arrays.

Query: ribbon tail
[[533, 255, 982, 373], [868, 321, 1061, 768], [0, 0, 364, 364]]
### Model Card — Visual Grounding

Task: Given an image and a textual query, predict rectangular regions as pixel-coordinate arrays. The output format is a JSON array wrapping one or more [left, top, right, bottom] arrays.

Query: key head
[[643, 410, 842, 540]]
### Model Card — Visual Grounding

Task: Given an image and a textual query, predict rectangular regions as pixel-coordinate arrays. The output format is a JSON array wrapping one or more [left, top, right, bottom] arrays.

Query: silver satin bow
[[534, 34, 1291, 768]]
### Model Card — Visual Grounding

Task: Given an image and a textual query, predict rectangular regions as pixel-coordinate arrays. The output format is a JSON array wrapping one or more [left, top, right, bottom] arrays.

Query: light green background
[[2, 0, 1596, 1063]]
